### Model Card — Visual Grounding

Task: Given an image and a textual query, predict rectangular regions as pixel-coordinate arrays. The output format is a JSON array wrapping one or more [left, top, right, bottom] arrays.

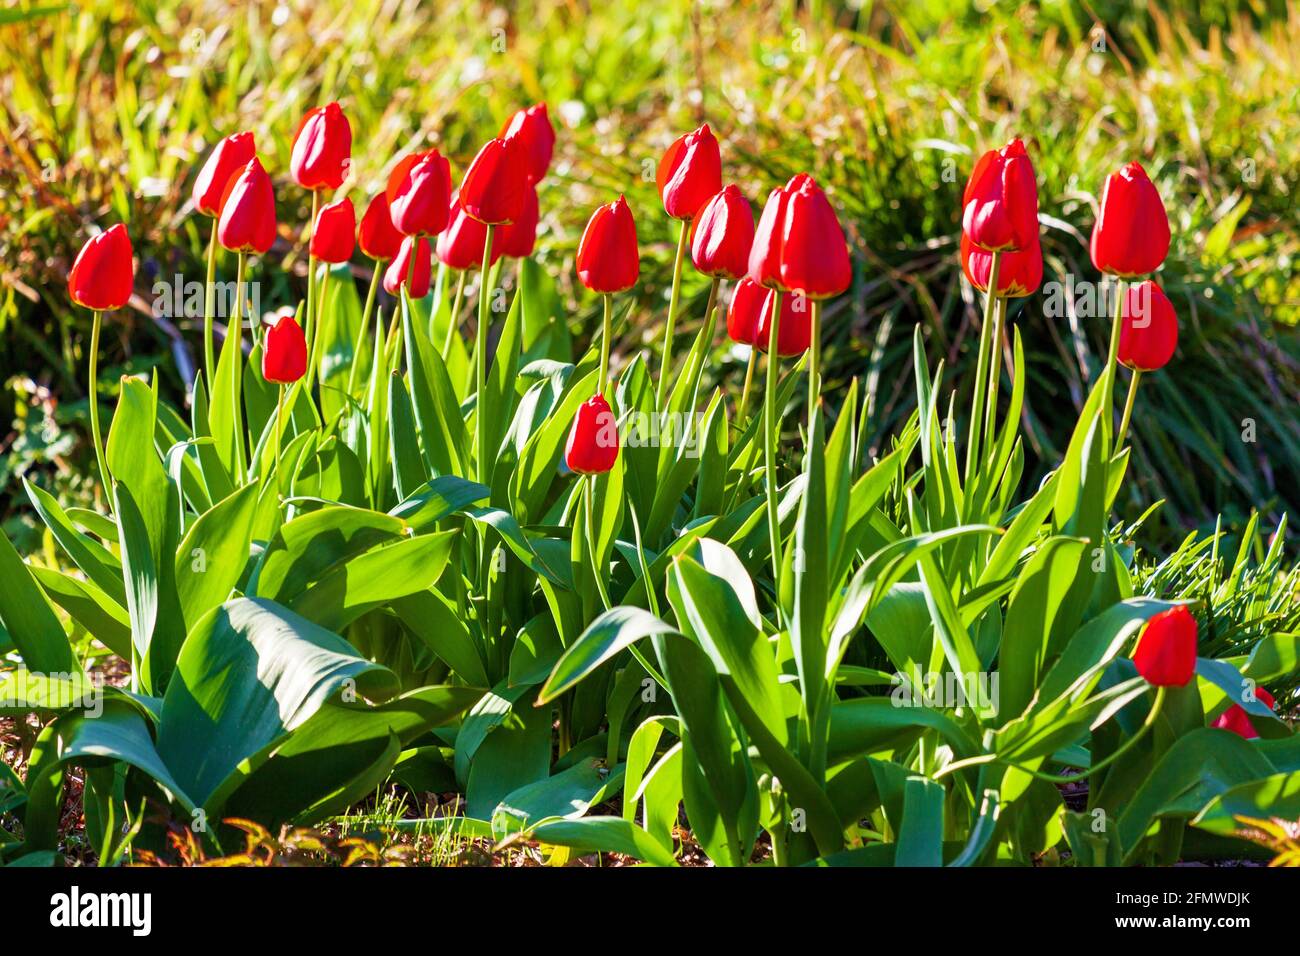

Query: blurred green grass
[[1, 0, 1298, 545]]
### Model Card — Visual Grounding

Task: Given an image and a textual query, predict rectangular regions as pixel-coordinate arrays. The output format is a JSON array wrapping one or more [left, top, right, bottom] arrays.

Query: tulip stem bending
[[231, 252, 248, 479], [965, 251, 1001, 483], [87, 309, 111, 507], [1104, 277, 1127, 448], [598, 294, 612, 394], [655, 219, 691, 409], [202, 225, 218, 392], [347, 261, 383, 396], [1116, 369, 1141, 453], [475, 225, 496, 486], [763, 290, 784, 604]]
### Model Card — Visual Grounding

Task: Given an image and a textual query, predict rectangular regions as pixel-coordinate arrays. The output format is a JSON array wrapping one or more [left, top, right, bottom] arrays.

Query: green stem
[[1104, 277, 1127, 449], [598, 293, 612, 394], [231, 252, 248, 479], [807, 297, 822, 418], [736, 347, 758, 429], [442, 268, 467, 356], [964, 251, 1001, 483], [983, 294, 1006, 464], [87, 309, 111, 506], [655, 219, 690, 409], [305, 190, 320, 352], [585, 475, 612, 611], [202, 224, 218, 392], [763, 290, 784, 603], [305, 267, 330, 392], [274, 383, 286, 504], [347, 261, 383, 396], [1115, 369, 1141, 452], [475, 225, 496, 486]]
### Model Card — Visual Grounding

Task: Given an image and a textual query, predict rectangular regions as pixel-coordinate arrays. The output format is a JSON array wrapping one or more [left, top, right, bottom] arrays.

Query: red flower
[[1118, 280, 1178, 371], [67, 224, 134, 311], [961, 232, 1042, 298], [565, 394, 619, 475], [496, 184, 540, 259], [1132, 605, 1198, 687], [756, 289, 812, 357], [387, 150, 452, 237], [357, 193, 403, 261], [747, 184, 794, 289], [437, 190, 504, 271], [192, 131, 256, 216], [576, 196, 639, 293], [262, 311, 307, 384], [217, 158, 277, 254], [726, 277, 767, 346], [691, 184, 754, 279], [1090, 162, 1171, 277], [778, 174, 851, 299], [384, 236, 432, 298], [290, 102, 352, 191], [500, 103, 555, 185], [309, 197, 356, 264], [657, 124, 723, 221], [1212, 687, 1276, 740], [459, 137, 527, 225], [962, 138, 1039, 253]]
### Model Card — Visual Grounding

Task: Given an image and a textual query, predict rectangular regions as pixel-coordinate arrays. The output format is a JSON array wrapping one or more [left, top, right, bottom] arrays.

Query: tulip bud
[[1090, 162, 1171, 277], [357, 193, 404, 261], [962, 138, 1039, 253], [500, 103, 556, 184], [496, 184, 540, 259], [1212, 687, 1275, 740], [459, 137, 528, 226], [262, 311, 308, 384], [657, 124, 723, 221], [1132, 605, 1198, 687], [68, 224, 134, 312], [691, 185, 754, 280], [437, 190, 504, 271], [726, 277, 767, 346], [1118, 280, 1178, 372], [192, 131, 256, 217], [290, 102, 352, 191], [217, 158, 277, 254], [565, 394, 619, 475], [384, 236, 432, 298], [756, 289, 812, 358], [309, 197, 356, 264], [747, 185, 793, 290], [576, 196, 639, 293], [387, 150, 452, 237], [961, 233, 1042, 298], [778, 174, 851, 299]]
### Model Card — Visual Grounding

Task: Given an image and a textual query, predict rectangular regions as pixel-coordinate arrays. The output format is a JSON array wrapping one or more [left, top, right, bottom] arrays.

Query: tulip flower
[[358, 193, 404, 262], [496, 184, 540, 260], [960, 233, 1042, 298], [459, 136, 527, 226], [290, 102, 352, 191], [1212, 688, 1275, 740], [1114, 280, 1178, 450], [387, 149, 452, 238], [437, 191, 505, 271], [68, 223, 134, 501], [384, 236, 432, 298], [262, 311, 308, 385], [747, 184, 794, 291], [501, 103, 555, 184], [310, 197, 356, 264], [658, 124, 722, 222], [565, 394, 619, 475], [726, 276, 767, 347], [1132, 606, 1198, 687], [576, 197, 639, 294], [961, 138, 1039, 253], [692, 185, 754, 280], [778, 174, 851, 300], [1090, 162, 1170, 278], [217, 158, 276, 254], [756, 289, 812, 358], [192, 130, 256, 385]]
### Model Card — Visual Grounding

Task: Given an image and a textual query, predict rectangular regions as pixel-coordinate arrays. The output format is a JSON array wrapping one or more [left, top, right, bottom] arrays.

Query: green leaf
[[529, 816, 678, 867], [491, 757, 624, 838], [252, 505, 408, 602], [174, 480, 260, 634], [540, 606, 678, 704], [0, 532, 75, 672], [895, 775, 945, 866]]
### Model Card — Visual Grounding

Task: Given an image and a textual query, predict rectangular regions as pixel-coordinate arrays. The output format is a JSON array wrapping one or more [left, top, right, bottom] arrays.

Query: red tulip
[[691, 185, 754, 280], [962, 138, 1039, 253], [778, 174, 851, 299], [726, 277, 767, 346], [657, 124, 723, 221], [262, 311, 308, 384], [384, 236, 432, 298], [1213, 687, 1275, 740], [1118, 280, 1178, 372], [309, 197, 356, 264], [496, 184, 540, 259], [192, 131, 256, 216], [1132, 605, 1198, 687], [437, 190, 504, 271], [747, 184, 794, 289], [565, 394, 619, 475], [67, 224, 134, 311], [755, 289, 812, 357], [357, 193, 403, 261], [217, 158, 277, 254], [459, 137, 528, 226], [387, 150, 452, 237], [1090, 162, 1171, 277], [576, 196, 639, 293], [290, 102, 352, 191], [501, 103, 555, 184], [961, 233, 1042, 298]]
